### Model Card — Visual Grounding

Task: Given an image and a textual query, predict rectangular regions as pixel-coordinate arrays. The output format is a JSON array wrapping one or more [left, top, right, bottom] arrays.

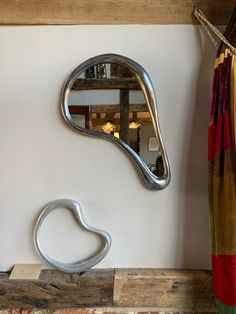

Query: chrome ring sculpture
[[33, 199, 112, 273], [61, 54, 170, 190]]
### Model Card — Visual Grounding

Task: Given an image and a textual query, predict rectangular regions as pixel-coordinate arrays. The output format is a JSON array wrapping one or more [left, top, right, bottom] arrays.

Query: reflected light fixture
[[102, 121, 115, 133], [129, 121, 140, 129]]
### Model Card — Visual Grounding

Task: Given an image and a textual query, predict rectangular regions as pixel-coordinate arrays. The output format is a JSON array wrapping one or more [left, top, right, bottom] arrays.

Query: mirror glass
[[67, 63, 164, 176]]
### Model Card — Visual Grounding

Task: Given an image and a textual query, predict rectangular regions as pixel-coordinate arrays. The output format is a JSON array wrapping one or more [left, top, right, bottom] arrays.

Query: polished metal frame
[[61, 54, 170, 190], [33, 199, 112, 273]]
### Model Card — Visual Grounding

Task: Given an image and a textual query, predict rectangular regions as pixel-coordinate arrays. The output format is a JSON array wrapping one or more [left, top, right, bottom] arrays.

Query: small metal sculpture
[[33, 199, 112, 273]]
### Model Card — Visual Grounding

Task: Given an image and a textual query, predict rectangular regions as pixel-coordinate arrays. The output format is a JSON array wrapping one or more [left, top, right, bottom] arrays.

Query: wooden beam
[[91, 104, 148, 113], [0, 0, 234, 25], [69, 104, 149, 114], [0, 269, 114, 309], [72, 78, 141, 90], [120, 90, 130, 144], [0, 268, 215, 311], [91, 105, 120, 114], [113, 269, 215, 310], [105, 112, 116, 121]]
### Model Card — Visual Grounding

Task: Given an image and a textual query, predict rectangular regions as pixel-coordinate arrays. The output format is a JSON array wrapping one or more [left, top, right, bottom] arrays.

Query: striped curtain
[[208, 8, 236, 313]]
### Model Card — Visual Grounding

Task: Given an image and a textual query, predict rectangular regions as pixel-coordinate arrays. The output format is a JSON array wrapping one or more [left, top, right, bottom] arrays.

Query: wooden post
[[119, 89, 129, 144]]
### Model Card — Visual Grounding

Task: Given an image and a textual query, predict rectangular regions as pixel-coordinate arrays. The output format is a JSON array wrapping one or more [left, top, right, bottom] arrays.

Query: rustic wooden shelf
[[0, 269, 114, 309], [0, 268, 215, 311], [0, 0, 234, 25], [114, 268, 215, 310]]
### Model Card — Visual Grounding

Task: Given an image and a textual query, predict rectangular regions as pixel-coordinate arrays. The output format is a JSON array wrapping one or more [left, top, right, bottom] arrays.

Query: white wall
[[139, 122, 157, 165], [0, 25, 215, 271]]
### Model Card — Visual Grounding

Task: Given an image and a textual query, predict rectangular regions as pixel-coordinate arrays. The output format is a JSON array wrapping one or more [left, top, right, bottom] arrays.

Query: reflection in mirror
[[61, 54, 170, 190], [68, 63, 164, 177]]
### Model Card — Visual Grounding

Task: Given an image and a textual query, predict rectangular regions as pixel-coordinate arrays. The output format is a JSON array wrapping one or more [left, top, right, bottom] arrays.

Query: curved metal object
[[61, 54, 170, 190], [33, 199, 112, 273]]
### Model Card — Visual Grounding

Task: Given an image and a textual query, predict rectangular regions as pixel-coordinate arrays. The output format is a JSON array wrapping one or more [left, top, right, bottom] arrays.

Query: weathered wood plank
[[0, 269, 114, 309], [69, 104, 148, 114], [113, 269, 215, 311], [0, 268, 216, 310], [72, 79, 141, 91], [0, 0, 234, 25]]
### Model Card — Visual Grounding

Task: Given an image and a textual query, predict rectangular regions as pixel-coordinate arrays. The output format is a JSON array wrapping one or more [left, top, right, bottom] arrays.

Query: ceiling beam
[[0, 0, 234, 25], [72, 78, 141, 90], [69, 104, 149, 113]]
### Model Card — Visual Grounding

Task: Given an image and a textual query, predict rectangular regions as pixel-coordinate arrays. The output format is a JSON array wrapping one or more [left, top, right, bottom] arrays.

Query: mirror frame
[[61, 53, 170, 190]]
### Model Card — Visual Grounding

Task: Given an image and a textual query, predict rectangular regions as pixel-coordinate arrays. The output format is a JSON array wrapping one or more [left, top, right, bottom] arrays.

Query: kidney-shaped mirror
[[61, 54, 170, 190]]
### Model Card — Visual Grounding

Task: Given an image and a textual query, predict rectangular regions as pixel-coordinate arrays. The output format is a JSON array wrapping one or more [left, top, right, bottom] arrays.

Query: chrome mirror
[[61, 54, 170, 190]]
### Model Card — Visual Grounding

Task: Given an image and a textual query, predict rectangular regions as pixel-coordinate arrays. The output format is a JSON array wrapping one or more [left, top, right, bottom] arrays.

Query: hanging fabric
[[195, 7, 236, 314]]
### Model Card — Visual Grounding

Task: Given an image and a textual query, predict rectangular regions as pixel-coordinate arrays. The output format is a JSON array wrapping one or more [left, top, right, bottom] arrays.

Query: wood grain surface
[[0, 0, 234, 25], [0, 269, 114, 309], [72, 78, 141, 91], [113, 268, 215, 310], [0, 268, 216, 310]]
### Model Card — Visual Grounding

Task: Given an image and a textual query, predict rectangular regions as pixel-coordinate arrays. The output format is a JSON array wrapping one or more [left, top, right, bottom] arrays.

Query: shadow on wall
[[177, 26, 216, 269]]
